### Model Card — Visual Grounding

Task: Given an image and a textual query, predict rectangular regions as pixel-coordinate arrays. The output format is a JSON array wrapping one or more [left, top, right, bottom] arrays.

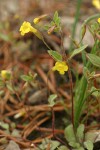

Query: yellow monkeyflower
[[52, 61, 68, 75], [19, 21, 43, 40], [97, 18, 100, 23], [19, 21, 37, 36], [33, 14, 47, 24], [1, 70, 11, 80], [92, 0, 100, 10], [34, 18, 40, 24]]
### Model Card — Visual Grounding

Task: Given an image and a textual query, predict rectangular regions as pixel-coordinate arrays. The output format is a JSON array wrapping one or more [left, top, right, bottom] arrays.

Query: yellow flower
[[92, 0, 100, 10], [34, 18, 40, 24], [33, 14, 47, 24], [52, 61, 68, 75], [97, 18, 100, 23], [1, 70, 11, 80], [19, 21, 37, 36], [19, 21, 43, 40]]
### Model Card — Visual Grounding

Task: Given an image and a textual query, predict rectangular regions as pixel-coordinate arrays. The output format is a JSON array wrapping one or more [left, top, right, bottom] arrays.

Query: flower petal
[[52, 61, 68, 75]]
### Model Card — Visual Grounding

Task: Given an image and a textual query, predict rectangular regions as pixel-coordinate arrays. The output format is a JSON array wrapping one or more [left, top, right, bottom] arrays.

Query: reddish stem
[[68, 64, 74, 128]]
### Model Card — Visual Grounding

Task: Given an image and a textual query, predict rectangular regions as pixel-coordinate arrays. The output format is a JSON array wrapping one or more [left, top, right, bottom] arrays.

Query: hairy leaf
[[84, 140, 93, 150], [76, 124, 85, 142], [48, 94, 57, 107], [64, 124, 76, 142]]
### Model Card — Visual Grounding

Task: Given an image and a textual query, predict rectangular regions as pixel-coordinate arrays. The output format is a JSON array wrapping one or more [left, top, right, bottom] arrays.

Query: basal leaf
[[0, 121, 9, 130], [76, 147, 84, 150], [76, 124, 84, 141], [69, 142, 80, 148], [64, 124, 76, 142], [84, 140, 93, 150], [85, 132, 97, 142], [39, 139, 60, 150], [58, 145, 69, 150], [48, 94, 57, 107]]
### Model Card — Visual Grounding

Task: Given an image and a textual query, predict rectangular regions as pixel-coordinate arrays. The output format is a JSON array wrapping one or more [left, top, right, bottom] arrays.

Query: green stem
[[74, 40, 99, 129], [43, 39, 52, 50], [74, 13, 100, 129], [82, 13, 100, 26], [70, 0, 83, 51], [68, 64, 74, 127]]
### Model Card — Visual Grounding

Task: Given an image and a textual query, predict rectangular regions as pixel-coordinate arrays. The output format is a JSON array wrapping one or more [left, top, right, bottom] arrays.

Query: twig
[[51, 107, 55, 138]]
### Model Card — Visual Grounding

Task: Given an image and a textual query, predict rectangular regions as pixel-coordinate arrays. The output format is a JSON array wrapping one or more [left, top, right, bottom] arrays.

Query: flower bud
[[33, 14, 47, 24], [1, 70, 11, 80], [97, 18, 100, 23]]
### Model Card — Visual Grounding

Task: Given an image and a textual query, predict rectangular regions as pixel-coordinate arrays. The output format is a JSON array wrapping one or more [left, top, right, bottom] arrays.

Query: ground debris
[[4, 140, 21, 150]]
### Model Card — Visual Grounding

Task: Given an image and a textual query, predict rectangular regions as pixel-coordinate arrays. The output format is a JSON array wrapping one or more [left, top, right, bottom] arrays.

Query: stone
[[5, 140, 20, 150]]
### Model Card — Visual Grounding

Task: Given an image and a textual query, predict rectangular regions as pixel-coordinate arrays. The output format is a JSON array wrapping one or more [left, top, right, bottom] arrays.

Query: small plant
[[19, 10, 100, 150], [65, 124, 93, 150], [0, 8, 99, 150]]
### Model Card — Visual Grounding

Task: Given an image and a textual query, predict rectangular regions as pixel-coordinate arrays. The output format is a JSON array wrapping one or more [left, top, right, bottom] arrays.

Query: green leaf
[[6, 83, 14, 93], [51, 21, 55, 26], [69, 45, 88, 59], [69, 142, 80, 148], [64, 124, 76, 143], [39, 139, 60, 150], [44, 25, 50, 30], [87, 53, 100, 68], [90, 86, 100, 97], [0, 121, 9, 130], [91, 22, 99, 33], [0, 79, 4, 87], [48, 50, 62, 61], [56, 18, 61, 26], [58, 145, 69, 150], [85, 132, 97, 142], [76, 147, 84, 150], [50, 140, 60, 150], [0, 33, 10, 41], [53, 11, 59, 21], [48, 94, 57, 107], [29, 72, 37, 79], [21, 75, 33, 82], [83, 67, 96, 81], [0, 90, 4, 96], [53, 11, 61, 28], [12, 129, 20, 137], [76, 124, 84, 142], [88, 71, 95, 79], [84, 140, 93, 150]]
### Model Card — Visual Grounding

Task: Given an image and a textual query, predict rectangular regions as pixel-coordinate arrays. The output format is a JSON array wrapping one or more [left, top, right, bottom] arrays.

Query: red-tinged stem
[[68, 63, 74, 128]]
